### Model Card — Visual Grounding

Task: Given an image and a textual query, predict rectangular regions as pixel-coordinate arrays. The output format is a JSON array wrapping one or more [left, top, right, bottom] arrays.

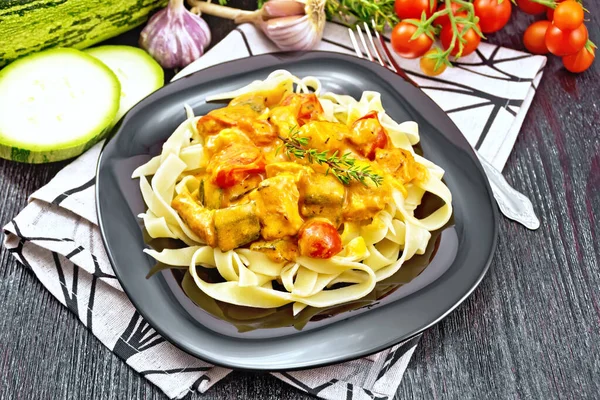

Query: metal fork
[[348, 22, 540, 231]]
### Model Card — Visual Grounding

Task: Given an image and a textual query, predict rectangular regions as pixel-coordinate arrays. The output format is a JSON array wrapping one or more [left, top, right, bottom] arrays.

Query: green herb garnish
[[277, 129, 383, 187]]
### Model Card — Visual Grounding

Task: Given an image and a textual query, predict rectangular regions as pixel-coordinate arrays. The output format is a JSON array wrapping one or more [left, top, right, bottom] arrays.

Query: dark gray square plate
[[96, 51, 498, 371]]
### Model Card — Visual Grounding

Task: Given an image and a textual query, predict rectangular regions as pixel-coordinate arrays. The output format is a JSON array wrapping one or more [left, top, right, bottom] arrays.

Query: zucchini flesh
[[0, 48, 120, 163], [214, 203, 261, 251], [0, 0, 168, 67], [85, 46, 164, 122]]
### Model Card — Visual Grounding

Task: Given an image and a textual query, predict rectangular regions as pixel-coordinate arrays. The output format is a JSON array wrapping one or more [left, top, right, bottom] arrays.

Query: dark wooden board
[[1, 2, 599, 399]]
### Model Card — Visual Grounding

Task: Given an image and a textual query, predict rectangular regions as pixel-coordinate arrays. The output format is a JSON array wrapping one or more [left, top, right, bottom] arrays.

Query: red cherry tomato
[[210, 144, 266, 188], [517, 0, 547, 14], [391, 20, 434, 59], [350, 111, 388, 160], [434, 2, 468, 28], [545, 23, 588, 56], [280, 93, 324, 126], [523, 20, 551, 54], [394, 0, 435, 20], [553, 1, 584, 31], [440, 23, 482, 57], [474, 0, 512, 33], [298, 219, 343, 259], [546, 0, 564, 20], [562, 43, 595, 73]]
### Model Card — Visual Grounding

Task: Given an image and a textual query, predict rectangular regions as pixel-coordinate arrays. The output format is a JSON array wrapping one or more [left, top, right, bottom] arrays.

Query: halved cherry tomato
[[545, 23, 588, 56], [524, 20, 551, 54], [420, 49, 447, 76], [391, 20, 434, 59], [209, 144, 266, 188], [196, 105, 259, 136], [434, 2, 468, 28], [553, 1, 584, 31], [440, 23, 482, 57], [517, 0, 547, 14], [298, 218, 343, 259], [474, 0, 512, 33], [394, 0, 435, 20], [563, 42, 596, 73], [281, 93, 324, 125], [350, 111, 388, 160]]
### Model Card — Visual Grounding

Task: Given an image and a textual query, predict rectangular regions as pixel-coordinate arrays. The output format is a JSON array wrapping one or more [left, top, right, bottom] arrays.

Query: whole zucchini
[[0, 0, 168, 67]]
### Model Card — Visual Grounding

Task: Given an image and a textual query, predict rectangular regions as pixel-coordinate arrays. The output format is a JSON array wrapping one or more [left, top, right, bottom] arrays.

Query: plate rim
[[96, 50, 499, 371]]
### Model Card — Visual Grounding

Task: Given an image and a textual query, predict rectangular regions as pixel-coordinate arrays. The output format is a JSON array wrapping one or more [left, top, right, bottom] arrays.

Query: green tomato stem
[[528, 0, 557, 8], [445, 0, 464, 58]]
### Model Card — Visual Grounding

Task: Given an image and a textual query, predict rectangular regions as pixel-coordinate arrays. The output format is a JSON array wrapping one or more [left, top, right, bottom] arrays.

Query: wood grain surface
[[1, 3, 599, 399]]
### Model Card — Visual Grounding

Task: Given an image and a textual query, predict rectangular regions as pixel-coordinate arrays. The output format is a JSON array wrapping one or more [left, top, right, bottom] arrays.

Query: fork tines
[[348, 21, 397, 73]]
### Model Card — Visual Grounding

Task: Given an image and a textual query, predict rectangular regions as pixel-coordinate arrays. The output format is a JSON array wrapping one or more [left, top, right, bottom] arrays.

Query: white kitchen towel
[[3, 142, 421, 400], [3, 21, 546, 400]]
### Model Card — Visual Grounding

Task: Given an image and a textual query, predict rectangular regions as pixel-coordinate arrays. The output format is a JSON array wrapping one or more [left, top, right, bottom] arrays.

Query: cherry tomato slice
[[209, 144, 266, 188], [298, 218, 343, 259], [350, 111, 388, 160], [281, 93, 324, 126]]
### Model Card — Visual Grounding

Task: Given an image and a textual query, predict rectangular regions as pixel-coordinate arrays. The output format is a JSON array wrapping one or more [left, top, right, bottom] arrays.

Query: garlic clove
[[262, 0, 306, 18], [266, 19, 311, 41], [269, 20, 316, 50], [263, 15, 308, 32], [140, 0, 211, 69]]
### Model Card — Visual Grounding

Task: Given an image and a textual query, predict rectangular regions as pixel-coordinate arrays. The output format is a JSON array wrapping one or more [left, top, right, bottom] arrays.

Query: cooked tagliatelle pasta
[[133, 70, 452, 314]]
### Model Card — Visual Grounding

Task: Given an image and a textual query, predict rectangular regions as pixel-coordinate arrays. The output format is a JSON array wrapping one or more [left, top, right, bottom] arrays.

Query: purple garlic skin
[[140, 0, 211, 69]]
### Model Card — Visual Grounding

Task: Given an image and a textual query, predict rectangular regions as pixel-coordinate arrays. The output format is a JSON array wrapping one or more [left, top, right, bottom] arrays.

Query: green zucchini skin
[[0, 130, 109, 164], [0, 0, 168, 67]]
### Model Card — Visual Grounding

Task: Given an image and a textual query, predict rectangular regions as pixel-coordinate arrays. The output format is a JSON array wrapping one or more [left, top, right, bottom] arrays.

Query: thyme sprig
[[277, 130, 383, 187]]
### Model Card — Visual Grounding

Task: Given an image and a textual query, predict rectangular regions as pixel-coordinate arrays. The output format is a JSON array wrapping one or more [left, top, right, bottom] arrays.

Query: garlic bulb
[[189, 0, 326, 51], [140, 0, 211, 69]]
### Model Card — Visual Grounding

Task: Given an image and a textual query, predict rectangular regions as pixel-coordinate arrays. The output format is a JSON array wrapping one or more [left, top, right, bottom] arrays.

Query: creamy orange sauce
[[171, 89, 427, 260]]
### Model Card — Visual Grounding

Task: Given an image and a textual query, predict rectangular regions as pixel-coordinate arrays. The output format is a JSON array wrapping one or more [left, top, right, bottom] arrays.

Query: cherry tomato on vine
[[562, 42, 596, 73], [391, 20, 433, 59], [440, 23, 482, 57], [434, 2, 468, 28], [394, 0, 435, 20], [517, 0, 547, 14], [546, 0, 564, 20], [420, 50, 447, 76], [553, 1, 584, 31], [474, 0, 512, 33], [545, 23, 588, 56], [523, 20, 551, 54]]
